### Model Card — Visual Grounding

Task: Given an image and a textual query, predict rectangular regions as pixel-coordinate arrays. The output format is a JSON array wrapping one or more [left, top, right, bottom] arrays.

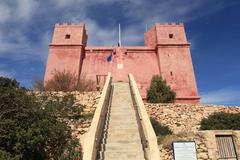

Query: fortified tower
[[44, 22, 200, 104], [44, 23, 87, 85], [144, 23, 199, 103]]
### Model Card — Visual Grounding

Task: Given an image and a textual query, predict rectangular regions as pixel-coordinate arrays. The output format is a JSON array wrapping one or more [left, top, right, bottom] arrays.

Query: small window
[[169, 34, 174, 38], [65, 34, 71, 39]]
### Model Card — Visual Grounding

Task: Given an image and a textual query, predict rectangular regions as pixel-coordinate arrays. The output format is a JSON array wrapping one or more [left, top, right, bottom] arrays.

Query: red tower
[[44, 22, 200, 104], [44, 23, 87, 85], [144, 23, 200, 103]]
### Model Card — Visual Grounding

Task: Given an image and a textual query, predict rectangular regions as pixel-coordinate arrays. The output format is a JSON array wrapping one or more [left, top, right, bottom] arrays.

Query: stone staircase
[[99, 82, 145, 160]]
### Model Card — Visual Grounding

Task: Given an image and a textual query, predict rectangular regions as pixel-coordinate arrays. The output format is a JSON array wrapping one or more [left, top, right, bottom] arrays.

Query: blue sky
[[0, 0, 240, 105]]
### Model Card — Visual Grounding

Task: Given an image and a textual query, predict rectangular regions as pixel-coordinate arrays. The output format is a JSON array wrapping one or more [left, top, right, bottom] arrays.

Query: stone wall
[[62, 91, 101, 143], [72, 91, 101, 114], [145, 103, 240, 134], [145, 103, 240, 160]]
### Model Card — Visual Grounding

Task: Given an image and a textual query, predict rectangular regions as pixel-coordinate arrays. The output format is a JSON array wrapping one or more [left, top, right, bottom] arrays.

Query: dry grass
[[76, 73, 95, 92], [44, 70, 77, 91], [159, 131, 195, 150], [34, 70, 95, 92], [32, 79, 45, 91]]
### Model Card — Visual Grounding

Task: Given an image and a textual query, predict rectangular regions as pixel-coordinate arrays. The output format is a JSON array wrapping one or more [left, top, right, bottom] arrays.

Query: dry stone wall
[[145, 103, 240, 160], [145, 103, 240, 134]]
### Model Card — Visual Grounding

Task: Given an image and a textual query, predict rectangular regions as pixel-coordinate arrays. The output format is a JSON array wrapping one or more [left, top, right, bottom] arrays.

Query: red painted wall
[[44, 23, 87, 85], [145, 23, 200, 103], [81, 47, 159, 97], [44, 22, 200, 104]]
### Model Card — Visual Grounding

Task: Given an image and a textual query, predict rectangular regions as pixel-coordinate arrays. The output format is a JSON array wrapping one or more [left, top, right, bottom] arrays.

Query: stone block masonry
[[145, 103, 240, 134]]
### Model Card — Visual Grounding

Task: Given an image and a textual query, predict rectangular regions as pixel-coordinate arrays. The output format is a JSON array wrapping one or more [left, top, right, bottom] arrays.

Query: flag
[[107, 52, 113, 62]]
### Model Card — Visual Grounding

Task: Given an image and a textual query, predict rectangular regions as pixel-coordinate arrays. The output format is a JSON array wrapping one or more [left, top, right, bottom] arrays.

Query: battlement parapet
[[55, 22, 85, 27], [156, 22, 184, 26]]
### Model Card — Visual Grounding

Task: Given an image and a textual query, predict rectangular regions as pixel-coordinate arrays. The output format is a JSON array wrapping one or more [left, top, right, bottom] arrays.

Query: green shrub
[[0, 76, 19, 88], [82, 112, 94, 120], [147, 75, 176, 103], [0, 150, 14, 160], [0, 77, 81, 160], [200, 112, 240, 130], [150, 118, 173, 136], [38, 93, 83, 120]]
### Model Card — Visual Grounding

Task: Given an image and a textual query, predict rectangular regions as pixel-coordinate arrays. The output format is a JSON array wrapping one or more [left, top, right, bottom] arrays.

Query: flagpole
[[118, 24, 121, 47]]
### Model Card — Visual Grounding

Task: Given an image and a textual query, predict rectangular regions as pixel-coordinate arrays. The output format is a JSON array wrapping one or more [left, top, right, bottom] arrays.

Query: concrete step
[[107, 129, 139, 135], [108, 115, 136, 121], [108, 123, 137, 128], [107, 128, 139, 134], [101, 82, 145, 160], [110, 113, 136, 117], [104, 145, 143, 154], [105, 142, 143, 149], [106, 139, 141, 144], [111, 106, 134, 112], [108, 124, 139, 130], [104, 151, 145, 160], [106, 134, 141, 142], [108, 120, 137, 126]]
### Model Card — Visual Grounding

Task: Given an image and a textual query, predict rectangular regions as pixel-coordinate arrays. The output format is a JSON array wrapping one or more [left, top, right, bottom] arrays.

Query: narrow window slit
[[169, 34, 174, 38], [65, 34, 71, 39]]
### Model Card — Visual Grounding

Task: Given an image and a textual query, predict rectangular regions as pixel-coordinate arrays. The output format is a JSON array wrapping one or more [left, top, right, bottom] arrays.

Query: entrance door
[[216, 135, 239, 160]]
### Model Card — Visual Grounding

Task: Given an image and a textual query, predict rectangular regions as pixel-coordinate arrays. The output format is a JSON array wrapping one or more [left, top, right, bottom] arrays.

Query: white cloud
[[16, 0, 39, 21], [84, 19, 118, 46], [122, 25, 144, 45], [0, 1, 11, 24], [0, 29, 50, 61], [123, 0, 234, 23], [0, 0, 237, 61], [0, 0, 38, 24], [200, 88, 240, 105]]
